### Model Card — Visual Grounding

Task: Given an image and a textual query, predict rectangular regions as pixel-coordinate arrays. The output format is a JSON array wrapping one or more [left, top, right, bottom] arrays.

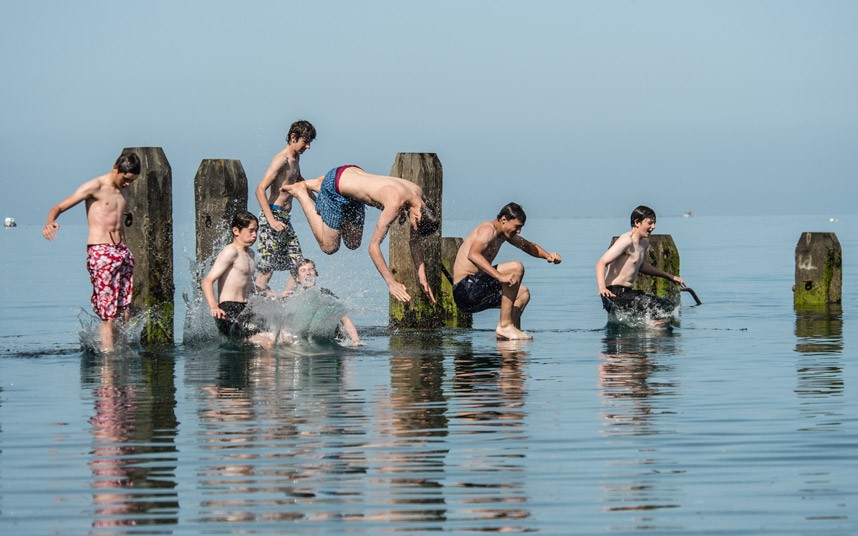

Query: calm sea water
[[1, 214, 855, 535]]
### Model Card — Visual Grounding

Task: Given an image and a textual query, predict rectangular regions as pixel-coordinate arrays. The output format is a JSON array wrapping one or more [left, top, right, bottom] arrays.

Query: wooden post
[[610, 234, 681, 302], [794, 232, 842, 305], [388, 153, 444, 329], [441, 237, 472, 328], [122, 147, 175, 348], [193, 159, 249, 271]]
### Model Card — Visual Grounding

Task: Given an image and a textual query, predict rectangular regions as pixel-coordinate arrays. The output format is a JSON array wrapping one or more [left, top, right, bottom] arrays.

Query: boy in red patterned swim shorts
[[43, 152, 142, 353]]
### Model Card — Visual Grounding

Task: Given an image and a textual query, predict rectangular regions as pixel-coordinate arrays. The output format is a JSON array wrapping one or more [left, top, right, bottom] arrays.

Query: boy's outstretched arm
[[640, 263, 686, 287], [509, 235, 562, 264], [43, 180, 97, 240]]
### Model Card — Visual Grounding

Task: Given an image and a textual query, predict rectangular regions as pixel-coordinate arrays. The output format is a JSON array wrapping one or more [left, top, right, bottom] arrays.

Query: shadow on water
[[597, 324, 684, 527], [80, 352, 179, 530]]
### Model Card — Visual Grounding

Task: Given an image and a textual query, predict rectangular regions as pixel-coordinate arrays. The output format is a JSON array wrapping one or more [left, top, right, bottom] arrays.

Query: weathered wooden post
[[122, 147, 174, 348], [193, 159, 249, 270], [441, 237, 472, 328], [611, 234, 681, 302], [388, 153, 444, 329], [794, 232, 842, 306]]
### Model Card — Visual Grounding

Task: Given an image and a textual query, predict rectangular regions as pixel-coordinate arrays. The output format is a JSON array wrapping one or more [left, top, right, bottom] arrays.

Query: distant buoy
[[4, 217, 16, 228]]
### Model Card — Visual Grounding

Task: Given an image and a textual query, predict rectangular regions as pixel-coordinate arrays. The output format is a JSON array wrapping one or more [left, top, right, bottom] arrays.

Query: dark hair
[[287, 120, 316, 143], [231, 210, 258, 230], [630, 205, 656, 227], [415, 201, 440, 237], [115, 152, 141, 175], [497, 202, 526, 224]]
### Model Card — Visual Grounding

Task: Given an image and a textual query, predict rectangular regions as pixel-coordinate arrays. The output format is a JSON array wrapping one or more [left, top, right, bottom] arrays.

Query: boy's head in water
[[295, 259, 318, 288]]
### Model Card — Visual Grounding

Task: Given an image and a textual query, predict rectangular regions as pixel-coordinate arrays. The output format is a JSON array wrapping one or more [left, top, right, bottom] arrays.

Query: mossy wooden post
[[442, 237, 472, 328], [122, 147, 174, 348], [610, 234, 681, 302], [388, 153, 444, 329], [794, 232, 842, 306], [193, 159, 249, 276]]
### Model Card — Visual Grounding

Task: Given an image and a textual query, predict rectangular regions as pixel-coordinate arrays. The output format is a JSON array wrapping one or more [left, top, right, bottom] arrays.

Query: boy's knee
[[511, 260, 525, 276], [321, 243, 340, 255]]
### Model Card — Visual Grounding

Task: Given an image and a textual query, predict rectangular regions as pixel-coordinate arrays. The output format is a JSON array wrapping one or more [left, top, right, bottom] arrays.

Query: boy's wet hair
[[231, 210, 258, 230], [288, 120, 316, 143], [497, 202, 526, 224], [115, 152, 141, 175], [295, 258, 317, 273], [415, 201, 440, 237], [630, 205, 657, 227]]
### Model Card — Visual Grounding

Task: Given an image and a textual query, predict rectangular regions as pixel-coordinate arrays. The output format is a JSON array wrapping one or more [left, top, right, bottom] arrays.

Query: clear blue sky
[[2, 0, 856, 224]]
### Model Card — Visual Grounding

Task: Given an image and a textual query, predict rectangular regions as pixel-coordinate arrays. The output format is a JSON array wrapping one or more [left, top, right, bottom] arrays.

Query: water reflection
[[793, 305, 844, 431], [187, 346, 370, 525], [597, 325, 682, 528], [378, 333, 449, 524], [450, 338, 530, 531], [81, 354, 179, 532], [794, 305, 844, 397]]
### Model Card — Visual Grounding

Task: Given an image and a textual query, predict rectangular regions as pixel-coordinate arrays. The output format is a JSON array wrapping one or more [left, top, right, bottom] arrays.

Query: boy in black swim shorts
[[452, 203, 562, 340], [202, 210, 280, 348], [595, 205, 687, 326]]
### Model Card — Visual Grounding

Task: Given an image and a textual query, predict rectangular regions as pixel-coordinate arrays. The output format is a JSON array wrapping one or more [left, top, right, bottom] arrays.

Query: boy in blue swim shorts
[[254, 120, 316, 294], [452, 203, 562, 340], [283, 166, 440, 303]]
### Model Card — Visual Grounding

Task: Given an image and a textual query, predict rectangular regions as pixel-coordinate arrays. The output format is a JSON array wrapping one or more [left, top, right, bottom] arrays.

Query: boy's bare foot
[[281, 181, 307, 196], [496, 325, 532, 340]]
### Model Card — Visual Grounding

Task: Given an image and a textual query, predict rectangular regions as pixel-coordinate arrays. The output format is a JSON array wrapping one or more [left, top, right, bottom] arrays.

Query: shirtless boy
[[201, 210, 277, 348], [43, 152, 141, 353], [284, 165, 440, 303], [254, 120, 316, 293], [452, 202, 562, 340], [595, 205, 686, 325], [290, 258, 361, 345]]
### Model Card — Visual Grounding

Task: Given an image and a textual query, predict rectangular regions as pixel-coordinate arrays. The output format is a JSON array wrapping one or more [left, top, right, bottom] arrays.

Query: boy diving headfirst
[[284, 166, 440, 303]]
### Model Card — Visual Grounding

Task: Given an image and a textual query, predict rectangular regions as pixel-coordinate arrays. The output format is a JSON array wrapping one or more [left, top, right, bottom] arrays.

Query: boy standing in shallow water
[[254, 120, 316, 294], [201, 211, 279, 348], [452, 202, 562, 340], [43, 152, 141, 353], [595, 205, 686, 325], [284, 165, 440, 303]]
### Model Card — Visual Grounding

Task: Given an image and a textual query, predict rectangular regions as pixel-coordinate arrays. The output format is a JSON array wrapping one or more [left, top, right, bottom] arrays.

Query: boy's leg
[[100, 318, 115, 353], [511, 285, 531, 329], [495, 260, 532, 340], [284, 181, 342, 254]]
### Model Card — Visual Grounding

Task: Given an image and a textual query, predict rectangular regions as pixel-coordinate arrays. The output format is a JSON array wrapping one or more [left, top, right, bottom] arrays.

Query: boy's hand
[[546, 252, 562, 264], [388, 280, 412, 302], [672, 275, 686, 287], [599, 287, 616, 298], [419, 276, 437, 304], [209, 306, 227, 319], [498, 272, 520, 286], [43, 222, 59, 240], [269, 220, 287, 232]]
